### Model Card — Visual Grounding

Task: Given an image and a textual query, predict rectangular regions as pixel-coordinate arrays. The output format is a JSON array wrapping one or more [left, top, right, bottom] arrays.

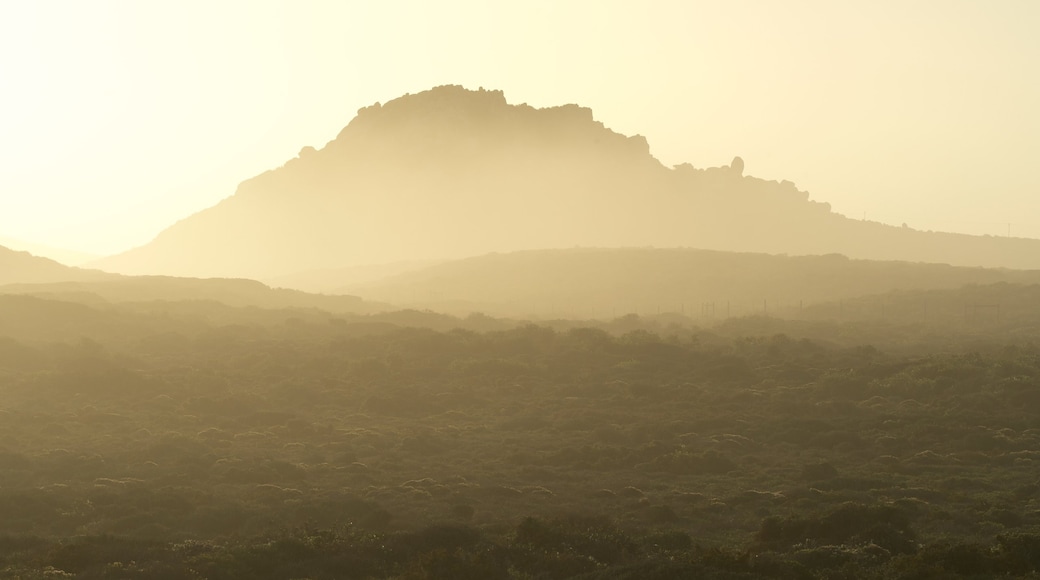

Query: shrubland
[[2, 291, 1040, 578]]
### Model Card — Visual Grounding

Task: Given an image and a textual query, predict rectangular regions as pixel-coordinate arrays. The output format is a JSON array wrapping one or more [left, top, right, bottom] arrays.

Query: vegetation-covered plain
[[3, 285, 1040, 578]]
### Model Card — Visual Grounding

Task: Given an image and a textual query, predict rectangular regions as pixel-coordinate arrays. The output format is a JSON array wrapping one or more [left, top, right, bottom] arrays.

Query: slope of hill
[[93, 85, 1040, 279], [0, 244, 113, 285], [0, 243, 385, 316], [263, 259, 441, 294], [801, 280, 1040, 329], [0, 276, 384, 314], [345, 247, 1040, 318], [0, 236, 99, 266]]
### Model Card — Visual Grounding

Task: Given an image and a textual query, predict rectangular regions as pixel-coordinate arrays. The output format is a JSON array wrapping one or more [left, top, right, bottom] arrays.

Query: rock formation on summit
[[730, 156, 744, 177]]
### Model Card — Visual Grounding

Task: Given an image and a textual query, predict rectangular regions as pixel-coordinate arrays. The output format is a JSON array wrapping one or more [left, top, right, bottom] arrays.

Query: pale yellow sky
[[1, 0, 1038, 256]]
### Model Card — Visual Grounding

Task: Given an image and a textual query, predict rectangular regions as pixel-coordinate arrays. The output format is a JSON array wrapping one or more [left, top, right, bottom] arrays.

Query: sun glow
[[1, 1, 1039, 255]]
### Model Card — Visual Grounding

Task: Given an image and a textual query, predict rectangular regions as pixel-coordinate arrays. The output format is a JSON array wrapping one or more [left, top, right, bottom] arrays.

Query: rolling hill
[[0, 244, 383, 315], [0, 244, 113, 285], [0, 236, 99, 266], [344, 247, 1040, 318]]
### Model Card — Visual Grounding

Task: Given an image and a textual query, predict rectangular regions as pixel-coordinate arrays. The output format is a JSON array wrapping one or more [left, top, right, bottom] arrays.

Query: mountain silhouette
[[0, 236, 99, 266], [93, 85, 1040, 278], [0, 244, 380, 314], [0, 244, 113, 285]]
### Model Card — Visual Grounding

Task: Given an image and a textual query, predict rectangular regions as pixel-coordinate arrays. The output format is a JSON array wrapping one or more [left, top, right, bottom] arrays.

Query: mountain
[[344, 247, 1040, 318], [0, 244, 113, 285], [94, 85, 1040, 279], [0, 236, 99, 266]]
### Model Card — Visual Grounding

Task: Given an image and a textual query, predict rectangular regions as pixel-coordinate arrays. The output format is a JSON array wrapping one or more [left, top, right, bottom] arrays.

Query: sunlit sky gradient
[[1, 0, 1038, 256]]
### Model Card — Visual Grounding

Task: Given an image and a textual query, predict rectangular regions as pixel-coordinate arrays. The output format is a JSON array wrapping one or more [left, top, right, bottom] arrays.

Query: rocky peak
[[320, 85, 661, 166]]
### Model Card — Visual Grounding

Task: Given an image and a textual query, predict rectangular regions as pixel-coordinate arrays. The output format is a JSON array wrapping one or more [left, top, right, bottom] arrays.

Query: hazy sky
[[2, 0, 1038, 256]]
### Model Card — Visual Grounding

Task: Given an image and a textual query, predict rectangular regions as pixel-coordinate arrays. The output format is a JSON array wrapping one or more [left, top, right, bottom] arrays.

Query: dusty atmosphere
[[3, 2, 1040, 578]]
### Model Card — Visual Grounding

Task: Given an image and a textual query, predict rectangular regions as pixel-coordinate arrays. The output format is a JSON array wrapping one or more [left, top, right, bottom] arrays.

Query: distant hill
[[345, 247, 1040, 318], [0, 276, 385, 315], [263, 259, 441, 294], [93, 85, 1040, 279], [0, 236, 99, 266], [0, 242, 385, 317], [0, 244, 113, 285], [0, 292, 490, 346], [801, 280, 1040, 329]]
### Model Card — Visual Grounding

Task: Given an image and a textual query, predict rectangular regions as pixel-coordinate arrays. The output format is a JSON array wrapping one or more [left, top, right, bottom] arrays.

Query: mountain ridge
[[92, 85, 1040, 278], [0, 244, 114, 285], [0, 236, 99, 266]]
